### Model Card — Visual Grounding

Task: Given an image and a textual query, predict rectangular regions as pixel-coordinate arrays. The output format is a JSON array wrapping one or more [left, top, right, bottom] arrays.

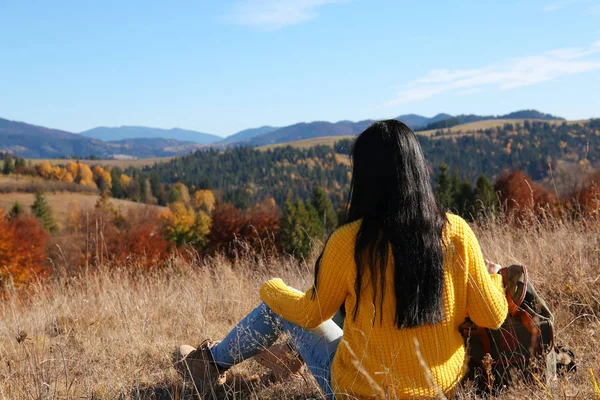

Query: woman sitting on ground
[[174, 120, 508, 399]]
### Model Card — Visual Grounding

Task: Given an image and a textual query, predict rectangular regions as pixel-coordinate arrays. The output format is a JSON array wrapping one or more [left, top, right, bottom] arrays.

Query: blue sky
[[1, 0, 599, 137]]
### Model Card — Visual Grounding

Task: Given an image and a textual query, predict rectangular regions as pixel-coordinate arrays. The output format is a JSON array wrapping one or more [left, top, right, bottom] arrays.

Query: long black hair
[[314, 120, 447, 329]]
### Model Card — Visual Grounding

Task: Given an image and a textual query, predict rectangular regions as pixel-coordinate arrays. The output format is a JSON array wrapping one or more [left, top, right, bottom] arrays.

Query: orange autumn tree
[[0, 213, 49, 290], [494, 169, 558, 219], [208, 201, 280, 255]]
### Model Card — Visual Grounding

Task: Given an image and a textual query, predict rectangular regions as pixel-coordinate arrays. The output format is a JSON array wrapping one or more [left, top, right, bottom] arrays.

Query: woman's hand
[[484, 259, 502, 275]]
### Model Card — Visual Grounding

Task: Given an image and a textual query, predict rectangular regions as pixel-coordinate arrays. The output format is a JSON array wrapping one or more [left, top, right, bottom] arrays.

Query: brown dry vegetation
[[0, 216, 599, 399]]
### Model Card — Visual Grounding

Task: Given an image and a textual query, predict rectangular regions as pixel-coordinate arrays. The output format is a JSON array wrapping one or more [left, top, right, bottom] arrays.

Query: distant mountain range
[[0, 118, 205, 158], [0, 110, 565, 158], [219, 126, 279, 144], [243, 110, 564, 147], [81, 126, 222, 144]]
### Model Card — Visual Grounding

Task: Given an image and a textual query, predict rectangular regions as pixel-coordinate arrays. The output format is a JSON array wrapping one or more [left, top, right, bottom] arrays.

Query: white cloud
[[226, 0, 345, 30], [543, 0, 589, 11], [384, 41, 600, 107]]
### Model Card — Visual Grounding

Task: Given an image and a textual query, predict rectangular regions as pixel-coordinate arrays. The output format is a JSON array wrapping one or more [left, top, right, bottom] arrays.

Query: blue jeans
[[211, 302, 343, 397]]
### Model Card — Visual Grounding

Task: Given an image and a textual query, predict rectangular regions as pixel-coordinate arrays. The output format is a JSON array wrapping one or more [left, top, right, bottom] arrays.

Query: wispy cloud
[[226, 0, 345, 30], [384, 41, 600, 107], [543, 0, 596, 12]]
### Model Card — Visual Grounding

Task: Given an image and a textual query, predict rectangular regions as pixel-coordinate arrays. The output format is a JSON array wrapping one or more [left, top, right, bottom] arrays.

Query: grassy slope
[[0, 217, 598, 399], [0, 191, 164, 222]]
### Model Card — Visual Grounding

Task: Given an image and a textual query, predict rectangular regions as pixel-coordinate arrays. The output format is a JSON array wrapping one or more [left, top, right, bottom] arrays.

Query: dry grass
[[417, 119, 571, 137], [0, 192, 164, 222], [0, 217, 599, 399], [259, 136, 354, 151]]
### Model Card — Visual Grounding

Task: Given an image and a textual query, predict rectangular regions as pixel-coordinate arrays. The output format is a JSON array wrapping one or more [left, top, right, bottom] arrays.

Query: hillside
[[396, 110, 563, 130], [107, 138, 205, 158], [245, 120, 375, 146], [1, 110, 568, 158], [237, 110, 563, 147], [80, 126, 222, 144], [221, 126, 279, 144], [0, 118, 206, 159], [142, 119, 600, 209], [0, 191, 164, 222], [0, 118, 114, 158]]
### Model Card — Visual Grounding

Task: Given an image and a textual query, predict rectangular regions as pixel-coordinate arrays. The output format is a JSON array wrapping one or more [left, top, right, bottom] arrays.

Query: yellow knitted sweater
[[260, 214, 508, 399]]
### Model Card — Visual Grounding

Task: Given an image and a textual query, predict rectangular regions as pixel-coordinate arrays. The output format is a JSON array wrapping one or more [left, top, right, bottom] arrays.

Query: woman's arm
[[260, 228, 351, 329], [461, 221, 508, 329]]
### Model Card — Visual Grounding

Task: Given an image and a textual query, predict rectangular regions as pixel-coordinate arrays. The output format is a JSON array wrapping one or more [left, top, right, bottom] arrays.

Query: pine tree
[[455, 179, 476, 220], [9, 202, 24, 219], [2, 154, 15, 175], [110, 167, 124, 198], [310, 187, 338, 235], [279, 197, 322, 259], [475, 174, 499, 216], [435, 164, 456, 211], [31, 192, 58, 232], [149, 172, 161, 199]]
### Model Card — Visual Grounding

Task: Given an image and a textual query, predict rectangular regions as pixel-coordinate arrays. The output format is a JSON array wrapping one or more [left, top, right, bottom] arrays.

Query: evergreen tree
[[110, 167, 124, 198], [149, 172, 161, 199], [310, 187, 338, 235], [2, 154, 15, 175], [475, 174, 499, 216], [31, 192, 57, 232], [435, 164, 456, 211], [139, 175, 149, 203], [279, 197, 322, 259], [455, 179, 476, 220], [9, 202, 24, 219]]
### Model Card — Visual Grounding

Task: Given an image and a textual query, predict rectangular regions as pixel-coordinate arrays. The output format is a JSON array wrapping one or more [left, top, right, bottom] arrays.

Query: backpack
[[459, 264, 559, 393]]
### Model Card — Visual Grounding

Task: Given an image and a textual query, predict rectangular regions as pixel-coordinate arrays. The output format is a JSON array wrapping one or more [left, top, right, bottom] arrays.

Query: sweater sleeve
[[461, 220, 508, 330], [260, 228, 350, 329]]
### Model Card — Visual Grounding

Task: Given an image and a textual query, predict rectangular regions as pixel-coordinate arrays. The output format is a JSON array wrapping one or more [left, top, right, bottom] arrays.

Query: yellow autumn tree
[[92, 165, 112, 192], [120, 174, 132, 190], [193, 189, 215, 214], [160, 203, 210, 248], [36, 161, 54, 179], [66, 162, 80, 180], [169, 182, 191, 206], [52, 166, 69, 181], [62, 172, 74, 184], [78, 164, 96, 188]]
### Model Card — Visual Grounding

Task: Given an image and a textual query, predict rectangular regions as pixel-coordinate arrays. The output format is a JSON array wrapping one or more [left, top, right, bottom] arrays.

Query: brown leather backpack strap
[[500, 264, 528, 314]]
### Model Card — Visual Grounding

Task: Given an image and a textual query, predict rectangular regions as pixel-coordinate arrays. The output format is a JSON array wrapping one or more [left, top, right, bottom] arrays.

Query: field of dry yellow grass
[[0, 192, 164, 222], [0, 215, 599, 399]]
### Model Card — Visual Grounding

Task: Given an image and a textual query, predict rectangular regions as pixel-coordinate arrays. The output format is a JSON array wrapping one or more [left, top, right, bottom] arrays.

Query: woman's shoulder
[[330, 219, 361, 241], [443, 213, 472, 239]]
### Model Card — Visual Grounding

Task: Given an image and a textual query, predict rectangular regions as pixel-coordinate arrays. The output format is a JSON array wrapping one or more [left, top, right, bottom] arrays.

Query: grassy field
[[260, 136, 354, 151], [0, 216, 598, 399], [416, 118, 584, 137], [0, 192, 164, 222]]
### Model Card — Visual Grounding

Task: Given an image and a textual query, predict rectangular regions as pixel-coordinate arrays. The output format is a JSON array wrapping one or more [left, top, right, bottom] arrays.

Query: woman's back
[[321, 214, 507, 398]]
